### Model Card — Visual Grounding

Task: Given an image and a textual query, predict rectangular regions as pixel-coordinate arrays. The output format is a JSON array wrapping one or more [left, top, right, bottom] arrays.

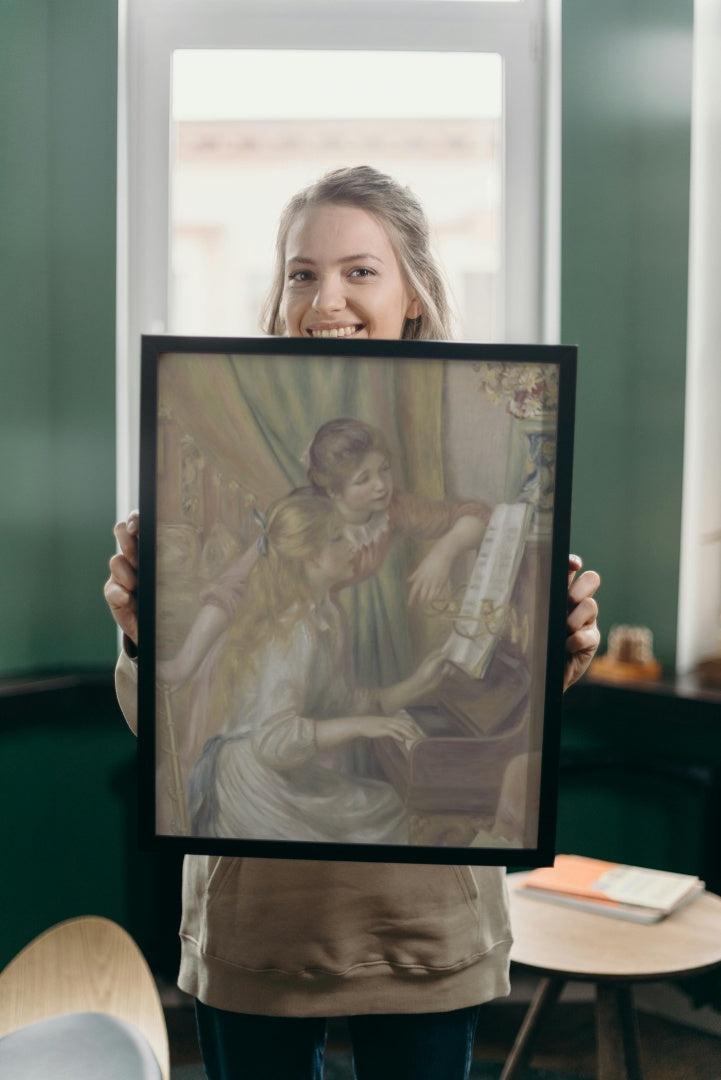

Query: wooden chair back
[[0, 915, 169, 1080]]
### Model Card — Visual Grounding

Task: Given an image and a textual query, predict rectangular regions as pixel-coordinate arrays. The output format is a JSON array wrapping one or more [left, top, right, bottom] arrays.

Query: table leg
[[596, 982, 643, 1080], [500, 976, 565, 1080]]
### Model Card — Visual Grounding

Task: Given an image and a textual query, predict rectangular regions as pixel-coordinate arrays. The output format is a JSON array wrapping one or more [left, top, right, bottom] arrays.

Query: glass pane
[[170, 50, 503, 340]]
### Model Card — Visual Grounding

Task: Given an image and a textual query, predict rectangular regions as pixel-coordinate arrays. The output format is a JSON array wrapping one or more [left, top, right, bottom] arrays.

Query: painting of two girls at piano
[[153, 351, 556, 851]]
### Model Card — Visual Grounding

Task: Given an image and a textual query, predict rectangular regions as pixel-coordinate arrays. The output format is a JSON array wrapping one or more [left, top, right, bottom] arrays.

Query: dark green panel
[[0, 0, 118, 674], [0, 682, 186, 976], [0, 686, 131, 966], [562, 0, 693, 669], [0, 2, 55, 672], [559, 682, 721, 890], [556, 769, 708, 877], [47, 0, 119, 667]]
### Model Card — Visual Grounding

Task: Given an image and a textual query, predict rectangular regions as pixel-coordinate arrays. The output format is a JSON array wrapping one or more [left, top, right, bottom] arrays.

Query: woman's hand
[[407, 544, 454, 606], [565, 554, 601, 691], [407, 515, 486, 607], [377, 646, 451, 715], [103, 510, 139, 646], [361, 713, 425, 744]]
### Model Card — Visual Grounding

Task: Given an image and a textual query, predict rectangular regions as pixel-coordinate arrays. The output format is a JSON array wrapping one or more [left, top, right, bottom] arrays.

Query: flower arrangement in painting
[[473, 361, 559, 419]]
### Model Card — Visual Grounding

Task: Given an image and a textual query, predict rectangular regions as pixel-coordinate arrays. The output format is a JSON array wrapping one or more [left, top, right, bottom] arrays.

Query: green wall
[[0, 0, 698, 970], [0, 1, 694, 678], [562, 0, 693, 669], [0, 0, 118, 676]]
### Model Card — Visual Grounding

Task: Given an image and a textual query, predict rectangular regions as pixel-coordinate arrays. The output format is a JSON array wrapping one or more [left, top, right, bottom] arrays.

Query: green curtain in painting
[[161, 350, 445, 688]]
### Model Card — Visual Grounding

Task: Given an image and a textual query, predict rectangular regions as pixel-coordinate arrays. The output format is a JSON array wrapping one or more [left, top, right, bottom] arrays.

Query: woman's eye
[[288, 269, 313, 283], [349, 267, 374, 279]]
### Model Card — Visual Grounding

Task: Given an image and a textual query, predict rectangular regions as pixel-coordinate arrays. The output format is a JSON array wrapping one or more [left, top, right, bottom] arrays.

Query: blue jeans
[[195, 1000, 481, 1080]]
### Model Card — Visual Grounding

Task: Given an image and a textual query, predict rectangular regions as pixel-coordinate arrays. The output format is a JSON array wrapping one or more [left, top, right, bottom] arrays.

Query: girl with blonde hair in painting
[[188, 490, 449, 844], [150, 410, 489, 818]]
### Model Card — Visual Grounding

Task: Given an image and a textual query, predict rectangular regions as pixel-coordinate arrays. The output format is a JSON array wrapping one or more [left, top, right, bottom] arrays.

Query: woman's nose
[[313, 274, 345, 314]]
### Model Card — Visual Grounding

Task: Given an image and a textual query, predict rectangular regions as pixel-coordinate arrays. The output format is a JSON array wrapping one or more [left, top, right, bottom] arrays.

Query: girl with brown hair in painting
[[188, 490, 450, 844], [306, 416, 488, 606]]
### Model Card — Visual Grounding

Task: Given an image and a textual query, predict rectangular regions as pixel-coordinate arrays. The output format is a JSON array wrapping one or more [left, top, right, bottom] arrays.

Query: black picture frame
[[138, 335, 576, 866]]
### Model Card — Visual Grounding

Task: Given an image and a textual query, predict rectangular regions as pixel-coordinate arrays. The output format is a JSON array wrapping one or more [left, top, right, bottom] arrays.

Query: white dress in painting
[[188, 596, 407, 844]]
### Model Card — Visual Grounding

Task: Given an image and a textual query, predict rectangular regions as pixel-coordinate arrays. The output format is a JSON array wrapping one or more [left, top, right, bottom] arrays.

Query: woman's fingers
[[107, 550, 137, 591], [104, 511, 141, 643], [113, 511, 139, 567], [567, 574, 601, 632], [103, 576, 138, 642], [383, 715, 423, 742], [567, 552, 583, 586]]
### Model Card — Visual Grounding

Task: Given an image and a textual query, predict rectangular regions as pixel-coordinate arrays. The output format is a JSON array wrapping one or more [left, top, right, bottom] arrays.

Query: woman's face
[[281, 203, 421, 340], [333, 450, 393, 521]]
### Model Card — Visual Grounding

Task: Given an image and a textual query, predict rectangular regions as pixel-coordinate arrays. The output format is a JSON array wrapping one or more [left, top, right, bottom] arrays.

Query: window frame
[[676, 0, 721, 674], [117, 0, 558, 510]]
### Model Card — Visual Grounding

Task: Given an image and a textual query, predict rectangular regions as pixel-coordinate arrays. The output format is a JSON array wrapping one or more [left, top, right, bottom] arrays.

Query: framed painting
[[137, 336, 576, 865]]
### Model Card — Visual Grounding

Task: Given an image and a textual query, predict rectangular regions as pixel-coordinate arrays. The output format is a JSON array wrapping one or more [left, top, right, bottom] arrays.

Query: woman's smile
[[307, 323, 365, 339]]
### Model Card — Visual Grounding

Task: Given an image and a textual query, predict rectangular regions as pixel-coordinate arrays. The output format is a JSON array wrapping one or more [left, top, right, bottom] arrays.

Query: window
[[169, 49, 503, 339], [118, 0, 557, 509]]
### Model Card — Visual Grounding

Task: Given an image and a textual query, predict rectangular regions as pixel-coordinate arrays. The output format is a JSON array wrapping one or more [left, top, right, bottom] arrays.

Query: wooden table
[[502, 873, 721, 1080]]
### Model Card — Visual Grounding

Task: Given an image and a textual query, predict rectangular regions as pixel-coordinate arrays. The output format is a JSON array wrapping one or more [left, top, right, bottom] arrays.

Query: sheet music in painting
[[446, 501, 534, 679]]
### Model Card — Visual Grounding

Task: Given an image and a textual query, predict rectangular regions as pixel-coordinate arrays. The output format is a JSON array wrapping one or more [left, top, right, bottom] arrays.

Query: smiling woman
[[281, 204, 421, 340], [263, 167, 450, 341]]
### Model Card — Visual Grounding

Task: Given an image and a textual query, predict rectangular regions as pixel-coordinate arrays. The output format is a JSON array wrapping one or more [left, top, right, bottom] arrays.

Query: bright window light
[[172, 50, 502, 121], [170, 50, 503, 341]]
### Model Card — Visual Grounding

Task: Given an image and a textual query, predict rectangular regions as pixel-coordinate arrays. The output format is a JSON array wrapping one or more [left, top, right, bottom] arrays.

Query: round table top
[[508, 871, 721, 981]]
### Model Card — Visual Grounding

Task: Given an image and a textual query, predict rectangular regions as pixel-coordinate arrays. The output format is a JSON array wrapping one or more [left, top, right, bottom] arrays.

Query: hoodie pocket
[[183, 856, 509, 976]]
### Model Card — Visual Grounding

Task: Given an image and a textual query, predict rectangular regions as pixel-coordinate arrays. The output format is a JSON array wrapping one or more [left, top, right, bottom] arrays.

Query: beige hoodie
[[116, 651, 512, 1016]]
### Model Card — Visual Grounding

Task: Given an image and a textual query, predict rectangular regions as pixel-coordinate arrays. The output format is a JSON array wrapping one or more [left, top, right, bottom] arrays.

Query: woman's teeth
[[310, 325, 360, 338]]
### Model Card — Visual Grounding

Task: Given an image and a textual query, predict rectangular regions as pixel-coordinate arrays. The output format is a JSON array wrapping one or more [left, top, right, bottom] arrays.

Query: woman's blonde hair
[[307, 417, 391, 496], [262, 165, 453, 341], [211, 491, 343, 717]]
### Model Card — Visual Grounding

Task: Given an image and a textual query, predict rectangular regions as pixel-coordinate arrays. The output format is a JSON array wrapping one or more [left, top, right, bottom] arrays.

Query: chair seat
[[0, 1011, 163, 1079]]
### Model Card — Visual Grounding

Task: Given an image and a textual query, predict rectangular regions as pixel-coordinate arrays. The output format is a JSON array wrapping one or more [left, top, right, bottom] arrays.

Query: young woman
[[188, 489, 449, 844], [106, 165, 601, 1080]]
